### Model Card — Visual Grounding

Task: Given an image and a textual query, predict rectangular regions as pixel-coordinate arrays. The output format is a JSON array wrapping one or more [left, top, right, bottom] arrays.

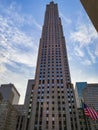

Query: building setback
[[26, 2, 80, 130], [24, 79, 35, 130]]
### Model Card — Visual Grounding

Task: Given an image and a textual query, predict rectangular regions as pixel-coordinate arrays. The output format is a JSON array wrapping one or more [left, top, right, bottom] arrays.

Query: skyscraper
[[27, 2, 80, 130]]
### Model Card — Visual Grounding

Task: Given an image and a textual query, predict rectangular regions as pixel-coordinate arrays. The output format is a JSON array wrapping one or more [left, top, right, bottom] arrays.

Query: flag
[[83, 103, 98, 120]]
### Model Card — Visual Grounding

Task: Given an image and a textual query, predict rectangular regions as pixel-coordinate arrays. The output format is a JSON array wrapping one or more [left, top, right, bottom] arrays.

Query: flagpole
[[81, 100, 89, 130], [91, 104, 98, 130]]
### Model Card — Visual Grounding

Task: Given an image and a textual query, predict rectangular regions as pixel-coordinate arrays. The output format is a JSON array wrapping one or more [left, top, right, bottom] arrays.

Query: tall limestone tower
[[25, 1, 80, 130]]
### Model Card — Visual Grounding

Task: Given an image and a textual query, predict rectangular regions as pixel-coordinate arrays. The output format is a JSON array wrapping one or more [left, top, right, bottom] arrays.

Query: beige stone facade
[[83, 84, 98, 111], [14, 105, 26, 130], [26, 2, 80, 130], [0, 101, 18, 130], [78, 108, 98, 130]]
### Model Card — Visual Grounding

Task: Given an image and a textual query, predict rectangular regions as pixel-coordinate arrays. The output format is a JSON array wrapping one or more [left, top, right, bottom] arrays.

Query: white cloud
[[68, 12, 98, 68], [31, 18, 42, 30], [82, 59, 92, 65], [0, 1, 42, 29], [70, 23, 98, 47], [0, 7, 39, 67], [0, 2, 40, 103], [95, 44, 98, 57], [0, 64, 7, 73], [87, 47, 96, 64], [74, 46, 84, 57], [60, 12, 72, 25]]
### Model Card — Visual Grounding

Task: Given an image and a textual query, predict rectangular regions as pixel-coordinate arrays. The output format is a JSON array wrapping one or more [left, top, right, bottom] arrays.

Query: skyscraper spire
[[50, 0, 54, 3]]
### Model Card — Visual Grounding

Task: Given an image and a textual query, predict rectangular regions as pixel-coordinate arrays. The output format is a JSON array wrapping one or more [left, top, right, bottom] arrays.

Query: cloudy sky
[[0, 0, 98, 104]]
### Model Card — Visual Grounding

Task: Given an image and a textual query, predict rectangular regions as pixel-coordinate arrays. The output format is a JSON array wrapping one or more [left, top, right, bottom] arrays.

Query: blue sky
[[0, 0, 98, 103]]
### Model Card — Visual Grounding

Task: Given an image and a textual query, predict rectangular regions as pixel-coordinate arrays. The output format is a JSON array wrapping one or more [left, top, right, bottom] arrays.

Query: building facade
[[75, 82, 98, 130], [0, 92, 3, 102], [83, 83, 98, 111], [26, 2, 80, 130], [80, 0, 98, 32], [78, 108, 93, 130], [0, 101, 19, 130], [14, 105, 26, 130], [24, 79, 35, 130], [0, 83, 23, 130]]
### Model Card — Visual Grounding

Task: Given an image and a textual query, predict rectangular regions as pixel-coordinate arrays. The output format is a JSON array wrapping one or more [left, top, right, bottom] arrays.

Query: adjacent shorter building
[[75, 82, 87, 108], [0, 101, 19, 130], [0, 83, 20, 104], [14, 105, 26, 130], [75, 82, 98, 110], [77, 108, 98, 130], [80, 0, 98, 32], [0, 83, 21, 130], [78, 108, 91, 130], [0, 92, 3, 102], [23, 79, 35, 130], [75, 82, 98, 130], [83, 83, 98, 111]]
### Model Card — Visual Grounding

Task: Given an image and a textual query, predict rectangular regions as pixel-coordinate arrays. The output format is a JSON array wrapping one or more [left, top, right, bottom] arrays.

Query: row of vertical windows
[[37, 95, 65, 99], [38, 85, 64, 89], [39, 79, 63, 84], [40, 70, 63, 75], [35, 101, 66, 105], [42, 44, 60, 48]]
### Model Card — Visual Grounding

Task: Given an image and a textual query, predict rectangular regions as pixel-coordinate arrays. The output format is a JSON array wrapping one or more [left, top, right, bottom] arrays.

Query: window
[[63, 107, 65, 111], [47, 96, 49, 99], [52, 114, 55, 117], [58, 96, 60, 99], [63, 114, 66, 117], [46, 114, 49, 117], [59, 114, 61, 117], [52, 85, 54, 88], [42, 80, 45, 84], [61, 79, 63, 84], [57, 79, 59, 84], [52, 101, 54, 104], [52, 91, 54, 93], [47, 91, 49, 93], [47, 79, 49, 84], [39, 80, 41, 84], [52, 79, 54, 84], [58, 107, 61, 111], [39, 121, 42, 125], [46, 121, 48, 124], [52, 107, 54, 110]]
